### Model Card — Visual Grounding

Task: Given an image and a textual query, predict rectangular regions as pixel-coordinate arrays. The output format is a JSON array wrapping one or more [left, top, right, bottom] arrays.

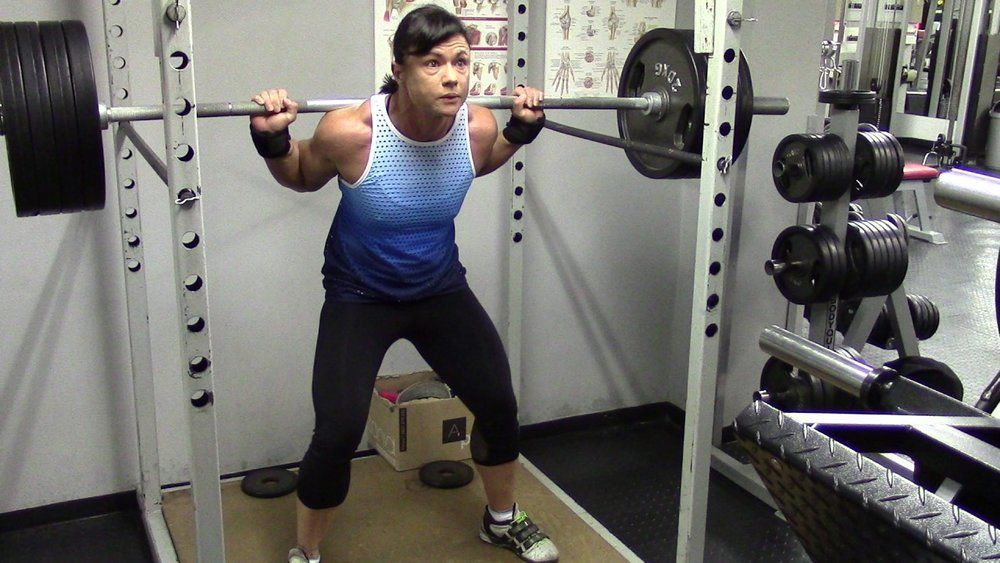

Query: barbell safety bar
[[96, 94, 789, 129]]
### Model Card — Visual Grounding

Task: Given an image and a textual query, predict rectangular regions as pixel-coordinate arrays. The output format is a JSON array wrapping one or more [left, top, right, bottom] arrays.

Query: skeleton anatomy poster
[[545, 0, 675, 98], [375, 0, 511, 97]]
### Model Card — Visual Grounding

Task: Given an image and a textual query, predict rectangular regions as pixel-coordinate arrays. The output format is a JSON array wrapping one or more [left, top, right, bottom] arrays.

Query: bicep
[[296, 136, 339, 191]]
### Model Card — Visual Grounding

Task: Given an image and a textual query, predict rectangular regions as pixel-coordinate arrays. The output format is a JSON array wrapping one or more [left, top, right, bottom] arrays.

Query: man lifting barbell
[[249, 6, 557, 563]]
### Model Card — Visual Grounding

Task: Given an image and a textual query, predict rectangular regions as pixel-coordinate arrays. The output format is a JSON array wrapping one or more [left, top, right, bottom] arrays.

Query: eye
[[426, 60, 439, 68]]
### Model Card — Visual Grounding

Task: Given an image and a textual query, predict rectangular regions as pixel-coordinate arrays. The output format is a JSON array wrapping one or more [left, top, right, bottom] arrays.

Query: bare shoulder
[[311, 100, 373, 152], [467, 103, 498, 147]]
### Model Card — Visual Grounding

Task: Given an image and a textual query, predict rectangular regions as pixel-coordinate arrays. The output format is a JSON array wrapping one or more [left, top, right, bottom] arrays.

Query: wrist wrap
[[502, 115, 545, 145], [250, 125, 292, 159]]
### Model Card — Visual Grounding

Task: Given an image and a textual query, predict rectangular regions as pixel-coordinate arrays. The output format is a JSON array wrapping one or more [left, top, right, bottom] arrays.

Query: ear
[[392, 61, 402, 82]]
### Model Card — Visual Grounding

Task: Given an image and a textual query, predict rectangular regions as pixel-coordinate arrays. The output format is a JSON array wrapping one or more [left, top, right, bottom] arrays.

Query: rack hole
[[170, 51, 190, 70]]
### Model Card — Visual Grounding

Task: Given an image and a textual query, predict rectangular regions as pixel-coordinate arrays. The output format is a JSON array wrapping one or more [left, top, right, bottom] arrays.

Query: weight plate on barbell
[[734, 54, 753, 164], [39, 21, 85, 213], [14, 22, 62, 215], [618, 28, 705, 179], [0, 23, 39, 216], [62, 20, 104, 211]]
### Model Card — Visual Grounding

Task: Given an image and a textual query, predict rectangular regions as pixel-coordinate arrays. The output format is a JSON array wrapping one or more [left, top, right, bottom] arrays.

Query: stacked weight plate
[[841, 218, 909, 299], [0, 21, 104, 216], [771, 133, 853, 202], [852, 131, 904, 199]]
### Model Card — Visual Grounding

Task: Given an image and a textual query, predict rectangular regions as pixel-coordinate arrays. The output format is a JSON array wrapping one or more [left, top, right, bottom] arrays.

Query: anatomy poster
[[375, 0, 510, 97], [546, 0, 675, 98]]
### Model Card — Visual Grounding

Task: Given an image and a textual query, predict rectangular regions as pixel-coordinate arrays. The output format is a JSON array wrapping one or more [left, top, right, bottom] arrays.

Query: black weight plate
[[869, 133, 894, 198], [882, 132, 905, 194], [843, 221, 876, 298], [419, 460, 474, 489], [882, 218, 909, 291], [39, 22, 84, 213], [0, 23, 39, 216], [858, 122, 879, 133], [733, 52, 753, 162], [773, 134, 827, 202], [871, 219, 907, 294], [867, 220, 896, 294], [62, 20, 104, 210], [813, 224, 847, 300], [618, 28, 705, 179], [14, 22, 61, 214], [240, 467, 298, 498], [884, 356, 963, 401], [821, 134, 853, 200], [853, 132, 880, 199], [857, 220, 889, 296], [771, 225, 821, 304]]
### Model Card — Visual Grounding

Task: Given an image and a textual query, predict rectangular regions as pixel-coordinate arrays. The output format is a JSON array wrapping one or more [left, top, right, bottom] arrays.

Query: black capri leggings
[[296, 287, 519, 509]]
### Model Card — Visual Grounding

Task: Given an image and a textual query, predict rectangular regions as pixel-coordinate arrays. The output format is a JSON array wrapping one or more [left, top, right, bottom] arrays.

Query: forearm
[[263, 140, 312, 192], [480, 136, 523, 176]]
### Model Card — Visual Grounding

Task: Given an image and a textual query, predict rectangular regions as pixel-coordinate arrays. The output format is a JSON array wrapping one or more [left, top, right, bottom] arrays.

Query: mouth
[[440, 94, 462, 102]]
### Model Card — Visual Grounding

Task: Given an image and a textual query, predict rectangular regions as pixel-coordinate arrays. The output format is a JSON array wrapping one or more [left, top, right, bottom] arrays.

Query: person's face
[[395, 33, 471, 117]]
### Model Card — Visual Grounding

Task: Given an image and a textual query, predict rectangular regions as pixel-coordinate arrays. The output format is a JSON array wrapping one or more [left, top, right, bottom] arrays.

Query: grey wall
[[1, 0, 824, 513]]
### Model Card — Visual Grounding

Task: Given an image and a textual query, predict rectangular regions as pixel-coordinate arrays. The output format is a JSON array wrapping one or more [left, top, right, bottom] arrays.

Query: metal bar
[[505, 0, 529, 412], [677, 1, 741, 560], [120, 122, 168, 184], [935, 169, 1000, 223], [929, 0, 955, 117], [94, 94, 789, 127], [759, 325, 880, 398], [543, 119, 702, 164], [751, 96, 790, 115], [102, 0, 166, 533], [952, 0, 988, 143], [142, 508, 180, 563], [154, 1, 226, 560]]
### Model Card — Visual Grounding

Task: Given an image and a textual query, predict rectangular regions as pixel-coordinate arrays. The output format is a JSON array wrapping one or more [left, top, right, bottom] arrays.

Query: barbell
[[0, 23, 789, 217]]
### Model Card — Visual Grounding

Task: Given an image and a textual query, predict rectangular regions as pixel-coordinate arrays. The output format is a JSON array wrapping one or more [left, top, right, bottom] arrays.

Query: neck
[[386, 91, 456, 141]]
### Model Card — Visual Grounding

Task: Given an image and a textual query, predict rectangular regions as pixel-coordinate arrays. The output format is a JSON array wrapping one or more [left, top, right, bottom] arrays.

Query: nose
[[442, 63, 459, 86]]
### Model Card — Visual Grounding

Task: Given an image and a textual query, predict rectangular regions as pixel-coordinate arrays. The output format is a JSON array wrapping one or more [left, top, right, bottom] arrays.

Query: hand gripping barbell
[[0, 23, 788, 217]]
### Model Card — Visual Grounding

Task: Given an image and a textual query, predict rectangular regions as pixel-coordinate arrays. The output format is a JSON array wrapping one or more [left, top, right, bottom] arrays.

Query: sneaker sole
[[478, 531, 559, 562]]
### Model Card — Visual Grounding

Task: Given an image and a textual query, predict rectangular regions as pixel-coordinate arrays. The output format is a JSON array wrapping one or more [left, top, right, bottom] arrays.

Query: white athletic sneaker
[[479, 504, 560, 562], [287, 546, 320, 563]]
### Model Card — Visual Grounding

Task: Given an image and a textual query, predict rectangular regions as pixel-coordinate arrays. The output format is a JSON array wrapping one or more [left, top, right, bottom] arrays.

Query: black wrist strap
[[250, 125, 292, 159], [502, 115, 545, 145]]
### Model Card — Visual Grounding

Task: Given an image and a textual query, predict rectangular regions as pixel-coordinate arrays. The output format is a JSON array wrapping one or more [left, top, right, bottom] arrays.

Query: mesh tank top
[[322, 93, 476, 302]]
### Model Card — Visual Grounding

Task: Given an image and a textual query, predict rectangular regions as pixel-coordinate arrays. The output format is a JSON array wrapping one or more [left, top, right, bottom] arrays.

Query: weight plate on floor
[[419, 460, 474, 489], [62, 20, 104, 211], [240, 467, 298, 498], [14, 22, 61, 214], [39, 21, 84, 212], [0, 23, 39, 216], [618, 28, 705, 179]]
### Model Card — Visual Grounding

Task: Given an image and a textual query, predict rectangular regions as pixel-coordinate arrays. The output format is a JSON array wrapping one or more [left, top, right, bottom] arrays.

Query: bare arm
[[251, 89, 339, 192], [473, 85, 544, 177]]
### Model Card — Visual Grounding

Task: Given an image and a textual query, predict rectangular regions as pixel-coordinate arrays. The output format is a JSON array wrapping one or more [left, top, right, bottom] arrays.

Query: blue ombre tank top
[[322, 94, 476, 302]]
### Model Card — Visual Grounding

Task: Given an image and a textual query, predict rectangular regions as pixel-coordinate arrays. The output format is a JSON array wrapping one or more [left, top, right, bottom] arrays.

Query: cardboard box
[[366, 371, 474, 471]]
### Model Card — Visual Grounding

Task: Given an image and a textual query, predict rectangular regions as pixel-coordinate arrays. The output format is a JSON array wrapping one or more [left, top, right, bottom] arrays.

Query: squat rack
[[100, 1, 748, 561]]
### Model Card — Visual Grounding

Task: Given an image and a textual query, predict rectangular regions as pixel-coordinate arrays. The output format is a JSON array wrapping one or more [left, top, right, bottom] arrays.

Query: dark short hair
[[380, 5, 471, 94]]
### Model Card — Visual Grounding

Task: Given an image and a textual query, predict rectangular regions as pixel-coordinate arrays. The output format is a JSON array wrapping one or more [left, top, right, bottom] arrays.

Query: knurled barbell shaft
[[96, 94, 789, 128]]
